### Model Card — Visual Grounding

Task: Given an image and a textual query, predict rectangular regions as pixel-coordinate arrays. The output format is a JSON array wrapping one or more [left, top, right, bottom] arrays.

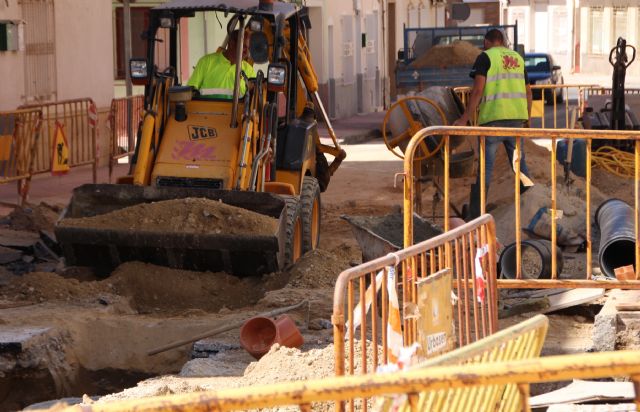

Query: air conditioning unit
[[431, 0, 446, 5]]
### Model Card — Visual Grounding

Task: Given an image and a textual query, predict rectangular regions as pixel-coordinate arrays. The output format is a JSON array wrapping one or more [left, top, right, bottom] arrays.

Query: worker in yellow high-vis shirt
[[187, 29, 256, 99], [454, 28, 534, 221]]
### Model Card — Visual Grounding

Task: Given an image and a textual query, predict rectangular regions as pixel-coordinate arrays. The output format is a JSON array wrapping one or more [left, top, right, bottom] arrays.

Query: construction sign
[[51, 121, 70, 175], [416, 268, 455, 358]]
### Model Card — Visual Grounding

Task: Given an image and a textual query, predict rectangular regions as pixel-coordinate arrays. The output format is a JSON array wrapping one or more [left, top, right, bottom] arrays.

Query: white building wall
[[0, 1, 25, 110], [503, 0, 574, 74], [55, 0, 114, 108], [1, 0, 113, 110]]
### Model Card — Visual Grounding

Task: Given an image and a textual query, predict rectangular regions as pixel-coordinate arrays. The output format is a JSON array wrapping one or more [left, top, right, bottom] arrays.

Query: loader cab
[[128, 0, 318, 196]]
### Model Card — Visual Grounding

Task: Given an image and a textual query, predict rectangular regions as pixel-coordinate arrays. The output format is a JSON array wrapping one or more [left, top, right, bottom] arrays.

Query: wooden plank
[[616, 303, 640, 312], [530, 379, 635, 408], [542, 288, 605, 314], [0, 228, 40, 249]]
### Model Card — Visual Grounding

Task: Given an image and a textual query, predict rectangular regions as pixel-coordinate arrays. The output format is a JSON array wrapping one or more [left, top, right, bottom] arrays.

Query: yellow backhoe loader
[[54, 0, 346, 276]]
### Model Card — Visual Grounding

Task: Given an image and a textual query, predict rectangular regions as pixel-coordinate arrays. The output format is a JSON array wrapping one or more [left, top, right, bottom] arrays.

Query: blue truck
[[395, 24, 521, 94]]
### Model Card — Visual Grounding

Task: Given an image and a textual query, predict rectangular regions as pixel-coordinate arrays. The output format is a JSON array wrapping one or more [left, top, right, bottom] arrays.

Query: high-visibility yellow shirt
[[187, 52, 256, 98], [478, 47, 528, 125]]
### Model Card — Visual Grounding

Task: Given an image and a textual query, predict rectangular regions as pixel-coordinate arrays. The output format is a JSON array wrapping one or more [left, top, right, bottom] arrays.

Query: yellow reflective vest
[[187, 52, 256, 99], [478, 47, 528, 125]]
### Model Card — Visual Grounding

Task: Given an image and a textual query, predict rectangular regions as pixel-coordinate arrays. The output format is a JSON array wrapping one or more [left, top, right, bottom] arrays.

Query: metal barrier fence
[[57, 350, 640, 411], [332, 214, 499, 406], [19, 98, 98, 182], [378, 314, 549, 411], [404, 125, 640, 288], [108, 95, 144, 182], [0, 108, 42, 205], [454, 84, 598, 129]]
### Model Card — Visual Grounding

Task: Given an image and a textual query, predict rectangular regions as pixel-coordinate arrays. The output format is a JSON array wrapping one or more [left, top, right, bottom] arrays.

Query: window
[[550, 7, 568, 54], [21, 0, 56, 102], [509, 8, 526, 49], [613, 7, 627, 44], [589, 7, 606, 54], [114, 7, 171, 80], [115, 7, 150, 80], [525, 55, 551, 72]]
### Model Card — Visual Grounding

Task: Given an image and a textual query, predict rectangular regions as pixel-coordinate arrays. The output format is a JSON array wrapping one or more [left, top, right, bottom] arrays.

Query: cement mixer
[[382, 86, 475, 217]]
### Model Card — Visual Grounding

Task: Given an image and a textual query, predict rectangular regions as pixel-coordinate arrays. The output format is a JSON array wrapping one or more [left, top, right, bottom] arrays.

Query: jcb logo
[[502, 55, 521, 71], [188, 125, 217, 141]]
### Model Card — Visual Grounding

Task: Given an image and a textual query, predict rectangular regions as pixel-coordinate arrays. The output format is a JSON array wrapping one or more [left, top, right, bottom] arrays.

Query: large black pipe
[[596, 199, 636, 277]]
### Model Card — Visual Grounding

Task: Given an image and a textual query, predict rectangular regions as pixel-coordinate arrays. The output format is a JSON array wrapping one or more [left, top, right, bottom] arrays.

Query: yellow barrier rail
[[108, 95, 144, 182], [58, 351, 640, 411], [19, 98, 98, 182], [404, 125, 640, 288], [454, 84, 599, 129], [0, 108, 42, 206], [332, 215, 499, 398]]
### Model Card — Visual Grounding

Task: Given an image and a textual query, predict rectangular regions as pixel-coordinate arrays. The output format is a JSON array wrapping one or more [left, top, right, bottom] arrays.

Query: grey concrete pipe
[[499, 239, 564, 280], [596, 199, 636, 278]]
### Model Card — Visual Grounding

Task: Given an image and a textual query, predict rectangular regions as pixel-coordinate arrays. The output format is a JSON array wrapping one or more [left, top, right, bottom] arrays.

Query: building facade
[[0, 0, 114, 111], [501, 0, 640, 76]]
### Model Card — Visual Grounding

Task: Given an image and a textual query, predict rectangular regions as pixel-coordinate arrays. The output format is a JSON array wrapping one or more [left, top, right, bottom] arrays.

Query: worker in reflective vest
[[187, 29, 256, 99], [454, 29, 534, 221]]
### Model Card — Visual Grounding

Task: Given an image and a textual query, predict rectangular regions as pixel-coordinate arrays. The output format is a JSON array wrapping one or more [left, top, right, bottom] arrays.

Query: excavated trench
[[0, 262, 286, 411], [0, 299, 271, 411]]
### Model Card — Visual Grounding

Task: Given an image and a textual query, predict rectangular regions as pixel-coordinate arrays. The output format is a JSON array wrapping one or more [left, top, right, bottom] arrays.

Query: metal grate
[[156, 176, 224, 189], [21, 0, 56, 103]]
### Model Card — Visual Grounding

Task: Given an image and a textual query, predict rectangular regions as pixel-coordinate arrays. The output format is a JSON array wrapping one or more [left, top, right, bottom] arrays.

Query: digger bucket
[[54, 184, 287, 277]]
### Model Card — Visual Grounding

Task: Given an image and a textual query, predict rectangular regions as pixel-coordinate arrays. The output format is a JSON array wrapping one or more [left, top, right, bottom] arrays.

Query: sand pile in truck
[[58, 197, 278, 235], [409, 41, 481, 69]]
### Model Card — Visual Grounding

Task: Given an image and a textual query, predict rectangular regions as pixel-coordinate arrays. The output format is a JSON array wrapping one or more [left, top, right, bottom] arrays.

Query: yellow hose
[[592, 145, 636, 178]]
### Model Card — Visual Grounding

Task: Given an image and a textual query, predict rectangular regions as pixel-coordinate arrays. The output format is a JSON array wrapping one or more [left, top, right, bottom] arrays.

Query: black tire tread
[[300, 176, 321, 253], [281, 195, 302, 267]]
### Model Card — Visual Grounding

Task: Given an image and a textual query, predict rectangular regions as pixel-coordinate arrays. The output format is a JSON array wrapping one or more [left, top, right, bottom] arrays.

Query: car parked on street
[[525, 53, 564, 104]]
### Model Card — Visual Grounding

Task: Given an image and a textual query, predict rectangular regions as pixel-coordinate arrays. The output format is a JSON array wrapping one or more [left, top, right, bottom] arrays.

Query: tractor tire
[[282, 195, 303, 267], [300, 176, 321, 253]]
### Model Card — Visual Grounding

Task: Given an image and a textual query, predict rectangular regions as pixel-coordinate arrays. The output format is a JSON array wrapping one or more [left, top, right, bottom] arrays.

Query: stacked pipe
[[596, 199, 636, 278]]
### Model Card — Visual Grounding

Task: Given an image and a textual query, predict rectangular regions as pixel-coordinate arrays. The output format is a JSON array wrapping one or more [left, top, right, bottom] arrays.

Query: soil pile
[[410, 41, 481, 69], [58, 198, 278, 236], [0, 262, 266, 314], [286, 248, 349, 289], [109, 262, 264, 314], [99, 342, 379, 405], [0, 271, 111, 303], [490, 180, 607, 247], [521, 246, 543, 279], [0, 202, 62, 232]]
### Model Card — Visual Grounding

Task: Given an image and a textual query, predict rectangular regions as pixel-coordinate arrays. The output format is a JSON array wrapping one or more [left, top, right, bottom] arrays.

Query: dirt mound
[[0, 262, 267, 314], [58, 198, 278, 236], [410, 41, 481, 69], [286, 248, 350, 289], [1, 203, 62, 232], [0, 271, 111, 303], [490, 179, 607, 247], [109, 262, 264, 314]]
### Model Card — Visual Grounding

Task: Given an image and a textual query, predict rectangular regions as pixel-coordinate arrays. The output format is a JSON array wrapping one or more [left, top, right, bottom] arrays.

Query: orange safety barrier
[[0, 109, 42, 205], [19, 98, 98, 182], [108, 95, 144, 182], [332, 214, 500, 409], [404, 125, 640, 288], [454, 84, 598, 129]]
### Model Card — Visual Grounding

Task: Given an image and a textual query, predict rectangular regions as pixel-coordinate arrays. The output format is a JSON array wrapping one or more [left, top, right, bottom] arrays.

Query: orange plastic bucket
[[239, 315, 303, 359]]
